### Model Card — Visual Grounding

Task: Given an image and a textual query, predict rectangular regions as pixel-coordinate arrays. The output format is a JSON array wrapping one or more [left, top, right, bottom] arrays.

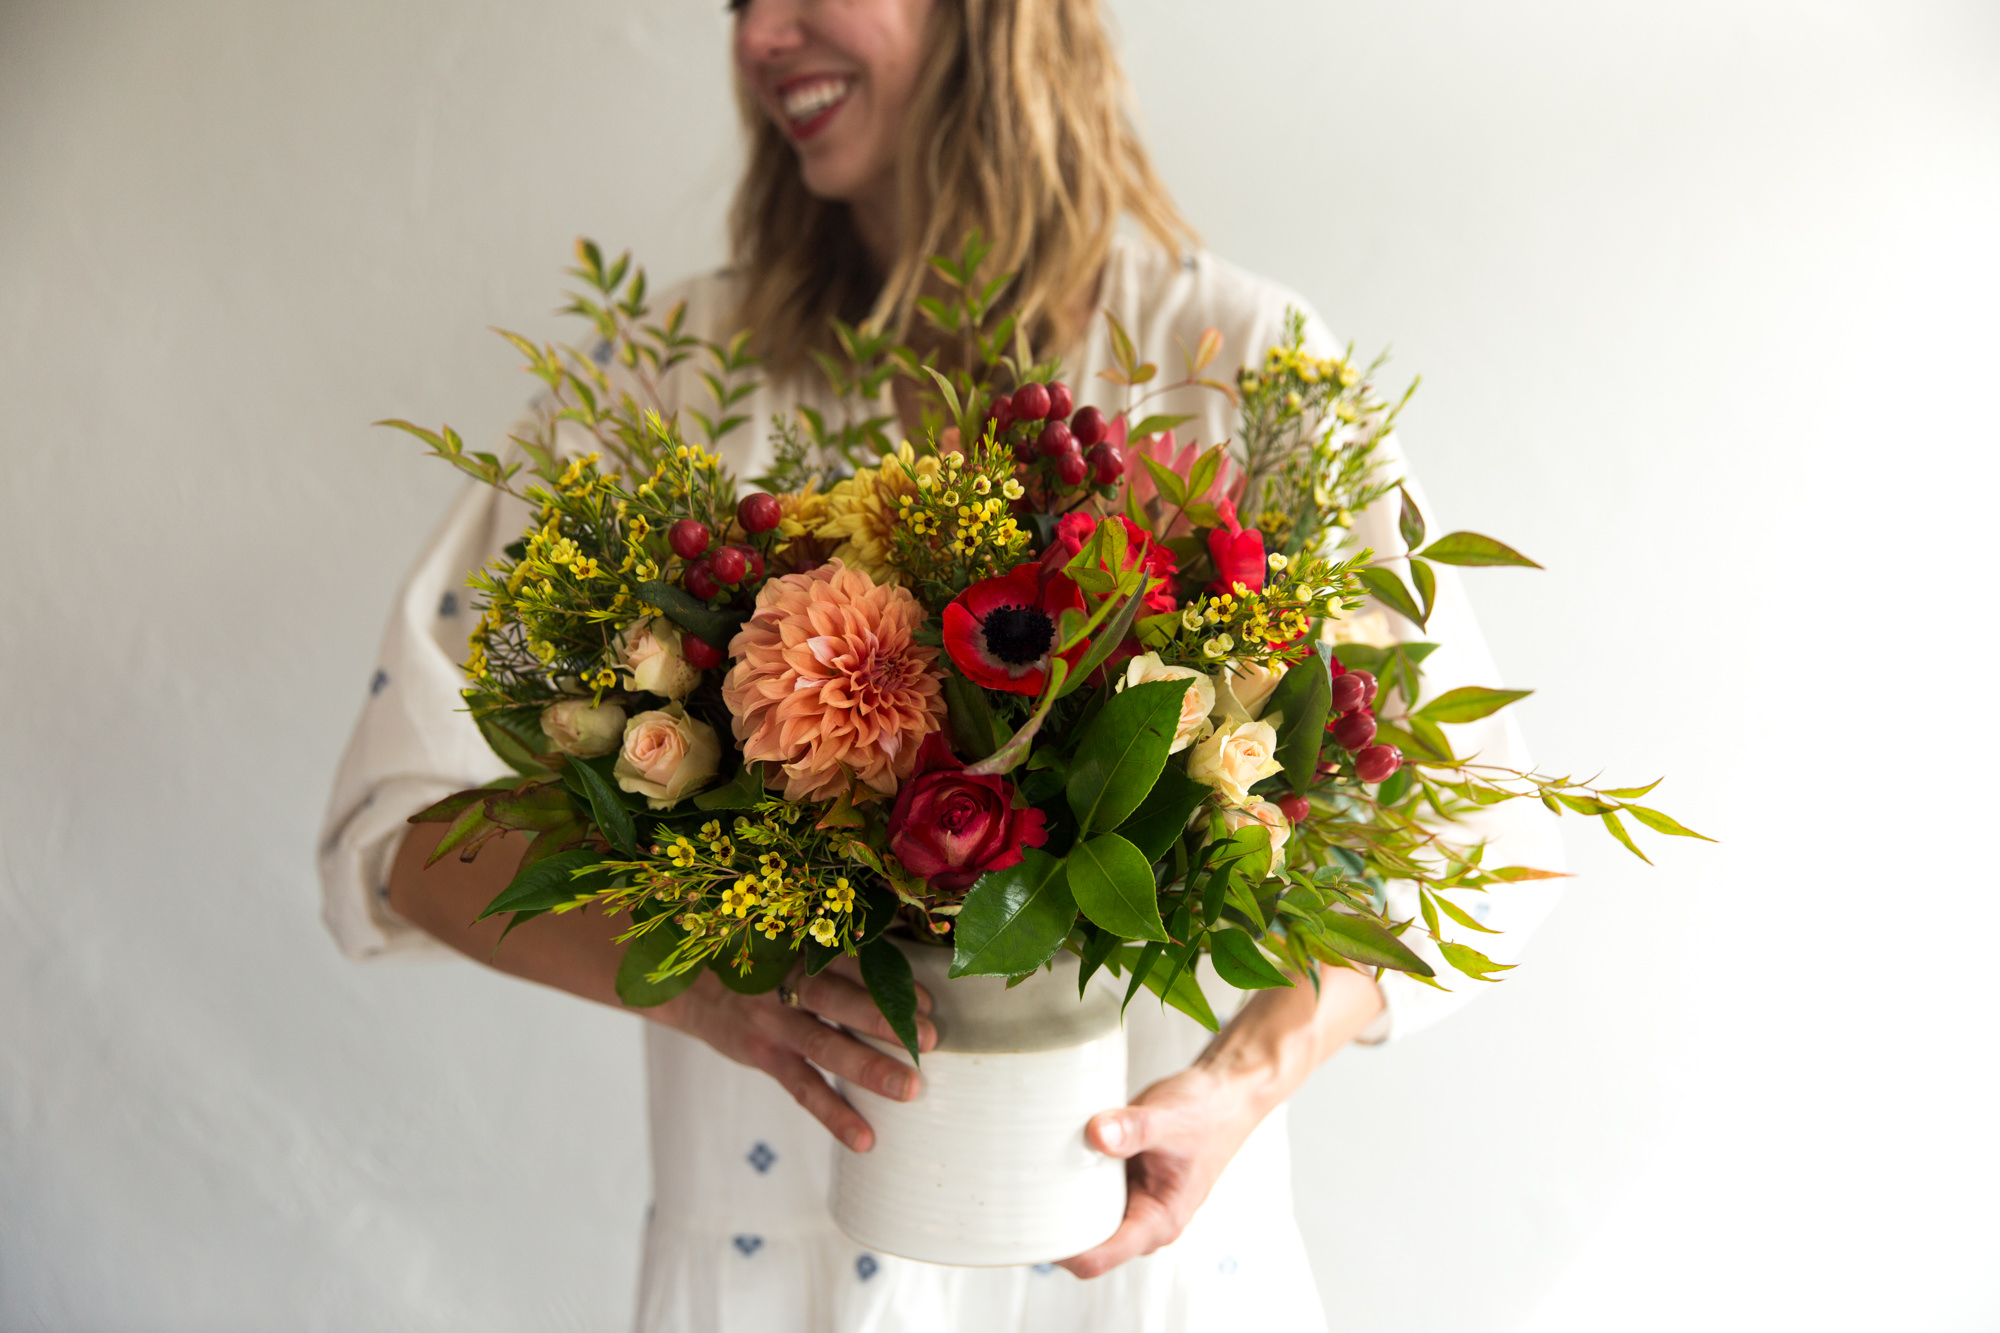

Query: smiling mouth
[[778, 76, 855, 138]]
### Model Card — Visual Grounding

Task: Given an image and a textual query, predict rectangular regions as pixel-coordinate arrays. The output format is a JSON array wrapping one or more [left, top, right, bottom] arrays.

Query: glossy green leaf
[[694, 760, 765, 811], [1312, 912, 1435, 977], [1397, 486, 1427, 551], [1066, 678, 1191, 835], [859, 936, 922, 1062], [711, 928, 798, 994], [476, 849, 604, 920], [1417, 531, 1543, 569], [1208, 929, 1295, 990], [567, 755, 638, 856], [942, 674, 999, 760], [616, 921, 700, 1008], [1414, 686, 1533, 725], [1139, 455, 1188, 508], [949, 849, 1078, 978], [1067, 833, 1169, 942], [1409, 557, 1437, 622], [1142, 947, 1219, 1031], [1358, 566, 1426, 627], [1128, 412, 1195, 442], [1265, 653, 1333, 794], [635, 580, 743, 649], [477, 712, 555, 778], [1115, 764, 1210, 863]]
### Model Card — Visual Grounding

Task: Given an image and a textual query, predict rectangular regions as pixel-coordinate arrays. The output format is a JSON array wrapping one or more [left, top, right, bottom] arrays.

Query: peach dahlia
[[721, 560, 947, 803]]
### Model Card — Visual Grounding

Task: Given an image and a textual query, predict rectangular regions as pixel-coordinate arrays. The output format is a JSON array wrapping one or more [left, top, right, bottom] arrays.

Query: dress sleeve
[[316, 466, 533, 960], [1293, 309, 1568, 1044]]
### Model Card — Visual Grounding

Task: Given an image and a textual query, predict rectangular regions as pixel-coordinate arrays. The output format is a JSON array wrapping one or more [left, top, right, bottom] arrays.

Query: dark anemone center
[[981, 604, 1055, 665]]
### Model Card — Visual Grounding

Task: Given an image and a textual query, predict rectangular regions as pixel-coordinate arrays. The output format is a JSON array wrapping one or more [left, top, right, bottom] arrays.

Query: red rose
[[1205, 499, 1266, 596], [888, 734, 1048, 893], [1039, 513, 1179, 613]]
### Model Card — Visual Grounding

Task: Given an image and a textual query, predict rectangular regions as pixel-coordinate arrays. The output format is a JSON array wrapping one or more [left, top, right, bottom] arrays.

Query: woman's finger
[[796, 967, 937, 1050], [1057, 1187, 1183, 1279], [752, 1044, 875, 1152], [768, 1004, 921, 1104]]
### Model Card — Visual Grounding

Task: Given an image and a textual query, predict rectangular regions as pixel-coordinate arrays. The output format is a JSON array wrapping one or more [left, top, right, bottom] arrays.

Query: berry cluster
[[985, 381, 1126, 493], [665, 491, 784, 669], [1322, 662, 1403, 786]]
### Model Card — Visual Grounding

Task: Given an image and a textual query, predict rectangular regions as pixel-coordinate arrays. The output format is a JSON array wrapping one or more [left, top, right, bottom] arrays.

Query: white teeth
[[781, 78, 853, 123]]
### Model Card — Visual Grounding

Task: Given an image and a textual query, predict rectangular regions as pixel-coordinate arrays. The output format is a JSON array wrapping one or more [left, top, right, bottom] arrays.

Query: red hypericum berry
[[1348, 670, 1378, 710], [1056, 448, 1090, 487], [1330, 673, 1369, 715], [1013, 382, 1051, 421], [684, 561, 720, 601], [1013, 437, 1039, 465], [1087, 441, 1125, 485], [990, 395, 1017, 431], [1036, 419, 1074, 459], [709, 545, 749, 585], [681, 635, 726, 671], [1355, 744, 1403, 784], [1070, 405, 1107, 448], [729, 543, 765, 583], [1047, 381, 1074, 418], [669, 518, 712, 562], [1276, 794, 1311, 824], [737, 491, 782, 535], [1332, 710, 1378, 751]]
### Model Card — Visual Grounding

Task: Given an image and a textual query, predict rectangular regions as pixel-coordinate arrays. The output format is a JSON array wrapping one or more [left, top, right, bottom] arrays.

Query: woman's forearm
[[1195, 964, 1386, 1116], [387, 820, 633, 1012]]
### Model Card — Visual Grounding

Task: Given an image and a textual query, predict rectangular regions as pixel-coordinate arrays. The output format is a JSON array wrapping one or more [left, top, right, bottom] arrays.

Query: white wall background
[[2, 1, 1995, 1329]]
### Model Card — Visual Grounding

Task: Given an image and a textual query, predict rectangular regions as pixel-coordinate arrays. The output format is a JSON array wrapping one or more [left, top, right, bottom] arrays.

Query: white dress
[[318, 235, 1565, 1332]]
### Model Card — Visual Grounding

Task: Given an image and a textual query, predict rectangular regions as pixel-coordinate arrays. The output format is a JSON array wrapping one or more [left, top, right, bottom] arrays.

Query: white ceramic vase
[[830, 939, 1128, 1267]]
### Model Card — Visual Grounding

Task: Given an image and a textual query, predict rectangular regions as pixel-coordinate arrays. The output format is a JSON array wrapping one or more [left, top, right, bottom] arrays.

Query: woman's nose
[[734, 0, 810, 65]]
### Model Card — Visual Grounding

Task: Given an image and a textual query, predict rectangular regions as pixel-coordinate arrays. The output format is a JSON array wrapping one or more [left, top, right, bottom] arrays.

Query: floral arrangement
[[385, 237, 1704, 1058]]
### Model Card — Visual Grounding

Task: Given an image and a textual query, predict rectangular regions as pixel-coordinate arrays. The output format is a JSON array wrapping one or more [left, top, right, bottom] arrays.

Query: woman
[[319, 0, 1564, 1328]]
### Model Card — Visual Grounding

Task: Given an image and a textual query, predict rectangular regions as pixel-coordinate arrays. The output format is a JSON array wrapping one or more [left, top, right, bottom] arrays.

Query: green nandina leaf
[[1265, 653, 1333, 795], [1599, 810, 1653, 864], [407, 788, 487, 825], [1129, 412, 1196, 442], [1331, 643, 1391, 676], [476, 849, 605, 920], [858, 936, 922, 1063], [1397, 486, 1427, 551], [711, 927, 798, 994], [1556, 791, 1619, 815], [1142, 947, 1219, 1031], [1600, 778, 1663, 799], [1358, 566, 1427, 627], [1115, 765, 1210, 863], [1624, 805, 1715, 841], [1409, 557, 1437, 622], [1414, 686, 1534, 725], [1139, 456, 1189, 509], [1375, 720, 1453, 765], [427, 801, 497, 867], [1208, 929, 1295, 990], [1186, 444, 1226, 504], [616, 921, 700, 1008], [481, 784, 580, 832], [1066, 678, 1192, 835], [1417, 532, 1543, 569], [942, 674, 999, 760], [1066, 833, 1170, 942], [1312, 912, 1436, 977], [1438, 939, 1515, 981], [568, 755, 638, 856], [1430, 890, 1502, 935], [949, 849, 1078, 978], [477, 712, 555, 778], [635, 580, 743, 649]]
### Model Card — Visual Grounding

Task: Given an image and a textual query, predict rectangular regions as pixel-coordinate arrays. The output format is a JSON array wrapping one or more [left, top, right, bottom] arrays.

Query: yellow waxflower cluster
[[1240, 344, 1359, 395], [872, 436, 1028, 597]]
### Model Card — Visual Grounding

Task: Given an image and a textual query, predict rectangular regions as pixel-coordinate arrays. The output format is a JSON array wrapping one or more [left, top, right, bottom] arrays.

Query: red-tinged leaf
[[1416, 532, 1543, 569], [1600, 778, 1663, 799], [1488, 866, 1574, 882]]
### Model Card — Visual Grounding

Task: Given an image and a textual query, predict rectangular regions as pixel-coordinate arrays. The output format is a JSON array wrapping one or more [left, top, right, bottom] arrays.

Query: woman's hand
[[1059, 965, 1386, 1279], [655, 958, 937, 1153]]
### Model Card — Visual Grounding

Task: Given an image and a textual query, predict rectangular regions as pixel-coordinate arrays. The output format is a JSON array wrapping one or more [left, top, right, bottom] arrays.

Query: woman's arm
[[1059, 966, 1384, 1278], [386, 820, 934, 1150]]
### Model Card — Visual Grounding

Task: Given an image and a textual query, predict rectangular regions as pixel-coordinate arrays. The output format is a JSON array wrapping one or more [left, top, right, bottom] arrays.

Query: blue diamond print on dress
[[592, 339, 613, 366], [1218, 1256, 1238, 1275], [856, 1254, 879, 1281], [732, 1234, 764, 1257], [746, 1141, 776, 1174], [438, 592, 458, 617], [369, 668, 389, 696], [1032, 1263, 1056, 1275]]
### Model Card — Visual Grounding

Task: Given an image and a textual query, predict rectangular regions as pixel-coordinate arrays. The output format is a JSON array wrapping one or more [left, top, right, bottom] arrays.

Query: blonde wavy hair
[[728, 0, 1197, 376]]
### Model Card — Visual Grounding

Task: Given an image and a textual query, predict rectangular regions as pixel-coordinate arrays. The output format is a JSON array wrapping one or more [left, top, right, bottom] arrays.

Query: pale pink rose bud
[[1220, 800, 1291, 877], [620, 617, 700, 700], [613, 705, 722, 810], [1211, 659, 1286, 724], [539, 698, 626, 758], [1187, 719, 1284, 808]]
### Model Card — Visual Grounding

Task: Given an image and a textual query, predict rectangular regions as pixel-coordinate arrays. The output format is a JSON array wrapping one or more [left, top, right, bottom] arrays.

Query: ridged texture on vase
[[829, 944, 1129, 1266]]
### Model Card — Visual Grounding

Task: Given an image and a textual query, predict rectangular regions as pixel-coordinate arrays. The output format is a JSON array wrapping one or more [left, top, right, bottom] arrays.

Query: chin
[[796, 156, 869, 204]]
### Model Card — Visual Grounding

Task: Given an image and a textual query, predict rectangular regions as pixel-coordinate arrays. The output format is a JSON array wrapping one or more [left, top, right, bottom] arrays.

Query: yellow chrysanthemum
[[815, 442, 941, 584]]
